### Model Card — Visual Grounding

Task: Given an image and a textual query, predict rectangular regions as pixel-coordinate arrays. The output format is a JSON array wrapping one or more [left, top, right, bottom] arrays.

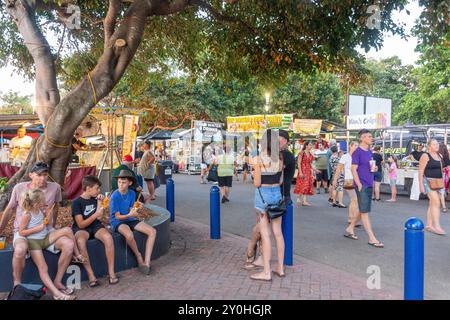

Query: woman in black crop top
[[245, 129, 285, 282], [418, 139, 446, 235]]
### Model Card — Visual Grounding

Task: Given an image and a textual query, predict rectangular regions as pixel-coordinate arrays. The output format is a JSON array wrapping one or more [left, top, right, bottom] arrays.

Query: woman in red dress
[[294, 141, 315, 207]]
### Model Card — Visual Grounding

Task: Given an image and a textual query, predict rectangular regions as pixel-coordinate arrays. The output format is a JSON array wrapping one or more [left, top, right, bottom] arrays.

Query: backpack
[[6, 284, 46, 300]]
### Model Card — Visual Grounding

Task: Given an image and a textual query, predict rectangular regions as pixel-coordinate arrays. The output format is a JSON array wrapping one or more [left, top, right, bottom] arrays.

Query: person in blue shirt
[[110, 170, 156, 275]]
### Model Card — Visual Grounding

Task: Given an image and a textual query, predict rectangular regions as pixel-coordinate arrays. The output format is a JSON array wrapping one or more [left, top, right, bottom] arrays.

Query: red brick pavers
[[1, 217, 403, 300]]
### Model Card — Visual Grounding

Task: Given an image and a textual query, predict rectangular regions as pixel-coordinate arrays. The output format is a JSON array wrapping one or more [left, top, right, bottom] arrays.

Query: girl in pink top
[[386, 155, 398, 202]]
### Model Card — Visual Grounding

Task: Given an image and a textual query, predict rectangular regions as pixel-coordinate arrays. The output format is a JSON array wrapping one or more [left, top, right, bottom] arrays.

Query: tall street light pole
[[264, 92, 270, 130]]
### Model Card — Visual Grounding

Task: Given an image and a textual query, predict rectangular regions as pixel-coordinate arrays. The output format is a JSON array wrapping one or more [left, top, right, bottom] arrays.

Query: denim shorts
[[373, 171, 382, 182], [254, 186, 282, 214], [355, 187, 373, 213], [389, 179, 397, 186], [423, 177, 445, 195]]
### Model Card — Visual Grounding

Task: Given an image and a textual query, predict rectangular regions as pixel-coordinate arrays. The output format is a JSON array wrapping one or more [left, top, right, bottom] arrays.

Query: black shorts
[[243, 163, 250, 172], [72, 223, 105, 240], [316, 169, 328, 182], [144, 178, 154, 182], [114, 220, 141, 233], [218, 176, 233, 187]]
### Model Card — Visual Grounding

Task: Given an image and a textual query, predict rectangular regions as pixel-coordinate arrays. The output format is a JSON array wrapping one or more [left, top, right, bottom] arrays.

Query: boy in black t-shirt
[[71, 176, 119, 287]]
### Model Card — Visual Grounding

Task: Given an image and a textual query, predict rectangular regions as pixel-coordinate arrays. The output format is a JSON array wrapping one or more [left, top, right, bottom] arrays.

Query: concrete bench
[[0, 204, 170, 292]]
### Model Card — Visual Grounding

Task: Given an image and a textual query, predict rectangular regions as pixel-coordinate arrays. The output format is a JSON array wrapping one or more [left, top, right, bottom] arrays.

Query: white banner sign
[[346, 113, 388, 130]]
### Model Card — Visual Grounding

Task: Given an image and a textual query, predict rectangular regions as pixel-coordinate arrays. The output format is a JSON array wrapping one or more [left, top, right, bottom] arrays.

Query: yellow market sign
[[294, 119, 322, 135], [227, 114, 293, 132]]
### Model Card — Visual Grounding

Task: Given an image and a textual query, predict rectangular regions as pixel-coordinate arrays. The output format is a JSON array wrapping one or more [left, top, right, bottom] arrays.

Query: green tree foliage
[[0, 90, 32, 114], [118, 70, 345, 133], [394, 40, 449, 124]]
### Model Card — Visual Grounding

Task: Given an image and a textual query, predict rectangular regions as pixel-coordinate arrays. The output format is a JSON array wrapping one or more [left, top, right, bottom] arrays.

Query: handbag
[[344, 179, 354, 190], [428, 178, 444, 190], [7, 284, 46, 300], [257, 187, 287, 220]]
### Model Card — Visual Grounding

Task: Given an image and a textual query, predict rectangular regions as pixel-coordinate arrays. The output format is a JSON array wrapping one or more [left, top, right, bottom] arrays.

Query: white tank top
[[26, 210, 48, 240]]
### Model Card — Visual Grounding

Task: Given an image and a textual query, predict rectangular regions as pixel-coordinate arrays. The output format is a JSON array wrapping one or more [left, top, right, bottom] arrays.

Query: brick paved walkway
[[1, 217, 403, 300]]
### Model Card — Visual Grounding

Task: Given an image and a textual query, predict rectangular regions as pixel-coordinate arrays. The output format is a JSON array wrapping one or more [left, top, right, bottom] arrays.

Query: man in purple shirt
[[345, 129, 384, 248]]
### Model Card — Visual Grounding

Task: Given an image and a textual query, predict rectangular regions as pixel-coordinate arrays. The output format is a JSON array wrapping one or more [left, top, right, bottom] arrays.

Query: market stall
[[226, 114, 295, 164]]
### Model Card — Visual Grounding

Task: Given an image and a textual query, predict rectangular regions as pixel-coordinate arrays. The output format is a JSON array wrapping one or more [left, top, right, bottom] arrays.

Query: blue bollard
[[210, 186, 221, 239], [166, 178, 175, 222], [282, 201, 293, 266], [404, 217, 424, 300]]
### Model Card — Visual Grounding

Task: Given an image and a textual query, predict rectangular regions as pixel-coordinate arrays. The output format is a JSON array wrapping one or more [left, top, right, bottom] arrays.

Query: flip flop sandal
[[72, 255, 88, 264], [368, 242, 384, 248], [108, 276, 120, 285], [89, 280, 101, 288], [343, 233, 358, 240], [57, 286, 75, 295], [53, 294, 77, 300]]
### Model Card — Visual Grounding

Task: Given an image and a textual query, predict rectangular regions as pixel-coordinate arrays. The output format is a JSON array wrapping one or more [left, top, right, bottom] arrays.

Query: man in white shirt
[[9, 127, 32, 166]]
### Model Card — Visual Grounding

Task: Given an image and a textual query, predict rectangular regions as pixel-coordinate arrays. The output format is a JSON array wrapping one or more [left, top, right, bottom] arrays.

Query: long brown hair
[[20, 189, 45, 212]]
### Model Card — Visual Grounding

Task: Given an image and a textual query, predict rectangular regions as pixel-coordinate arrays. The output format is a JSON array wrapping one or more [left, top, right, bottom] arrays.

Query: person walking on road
[[294, 141, 315, 207], [345, 129, 384, 248], [138, 141, 156, 201], [314, 143, 329, 195], [419, 139, 447, 235], [372, 146, 383, 201], [332, 141, 361, 227], [329, 145, 346, 208], [217, 145, 235, 203], [386, 155, 398, 202]]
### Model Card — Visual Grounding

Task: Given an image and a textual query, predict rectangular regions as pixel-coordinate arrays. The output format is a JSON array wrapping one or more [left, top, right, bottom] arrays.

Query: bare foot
[[250, 271, 271, 281], [252, 255, 264, 267]]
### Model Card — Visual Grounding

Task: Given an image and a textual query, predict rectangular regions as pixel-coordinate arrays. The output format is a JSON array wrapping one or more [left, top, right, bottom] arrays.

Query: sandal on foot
[[88, 279, 101, 288], [138, 264, 151, 275], [344, 232, 358, 240], [72, 255, 88, 264], [368, 242, 384, 248], [54, 294, 77, 300], [108, 276, 120, 285], [56, 286, 75, 295]]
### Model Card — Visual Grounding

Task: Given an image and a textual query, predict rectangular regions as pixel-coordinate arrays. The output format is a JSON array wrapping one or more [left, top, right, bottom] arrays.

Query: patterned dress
[[294, 151, 315, 196], [330, 154, 344, 191]]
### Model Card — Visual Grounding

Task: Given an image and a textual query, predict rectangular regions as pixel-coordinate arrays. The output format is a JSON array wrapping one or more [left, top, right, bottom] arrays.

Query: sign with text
[[227, 114, 294, 132], [293, 119, 322, 135], [122, 115, 139, 159], [346, 113, 388, 130], [193, 120, 223, 142]]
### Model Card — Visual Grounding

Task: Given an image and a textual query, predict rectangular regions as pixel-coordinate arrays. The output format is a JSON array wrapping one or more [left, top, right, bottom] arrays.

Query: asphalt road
[[151, 173, 450, 299]]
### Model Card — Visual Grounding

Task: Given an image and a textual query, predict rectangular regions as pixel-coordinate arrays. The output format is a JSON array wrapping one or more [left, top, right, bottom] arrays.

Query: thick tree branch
[[154, 0, 190, 15], [104, 0, 121, 48], [5, 0, 60, 125], [189, 0, 254, 34]]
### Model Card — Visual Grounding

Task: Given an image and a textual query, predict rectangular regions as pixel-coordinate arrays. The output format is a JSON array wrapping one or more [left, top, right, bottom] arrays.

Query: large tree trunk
[[6, 0, 60, 125], [1, 0, 199, 211]]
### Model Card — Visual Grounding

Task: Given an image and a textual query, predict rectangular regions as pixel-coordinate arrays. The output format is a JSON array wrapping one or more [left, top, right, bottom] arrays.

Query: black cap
[[278, 130, 290, 142], [30, 162, 49, 174]]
